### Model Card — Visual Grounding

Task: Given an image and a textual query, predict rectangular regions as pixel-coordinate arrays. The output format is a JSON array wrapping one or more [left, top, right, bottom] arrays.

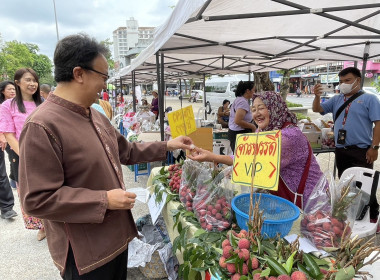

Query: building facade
[[113, 17, 154, 70]]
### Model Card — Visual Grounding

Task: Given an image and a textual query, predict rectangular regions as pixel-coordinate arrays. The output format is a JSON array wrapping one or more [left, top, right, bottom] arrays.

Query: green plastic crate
[[127, 163, 148, 171]]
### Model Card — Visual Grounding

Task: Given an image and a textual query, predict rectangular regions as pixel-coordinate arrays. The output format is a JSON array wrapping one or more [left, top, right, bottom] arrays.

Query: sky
[[0, 0, 179, 60]]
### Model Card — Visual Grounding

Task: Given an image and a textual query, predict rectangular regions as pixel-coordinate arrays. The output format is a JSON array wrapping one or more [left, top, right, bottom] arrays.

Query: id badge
[[337, 129, 347, 145]]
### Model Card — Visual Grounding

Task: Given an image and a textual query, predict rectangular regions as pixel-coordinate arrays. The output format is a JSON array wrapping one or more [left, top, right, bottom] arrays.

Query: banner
[[231, 131, 281, 190], [167, 106, 197, 138]]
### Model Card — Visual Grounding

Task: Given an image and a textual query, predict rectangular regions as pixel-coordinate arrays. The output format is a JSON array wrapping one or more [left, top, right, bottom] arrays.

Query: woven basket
[[138, 250, 167, 279]]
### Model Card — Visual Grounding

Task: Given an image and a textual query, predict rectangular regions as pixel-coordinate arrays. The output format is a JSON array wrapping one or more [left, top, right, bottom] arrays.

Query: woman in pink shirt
[[0, 68, 44, 240]]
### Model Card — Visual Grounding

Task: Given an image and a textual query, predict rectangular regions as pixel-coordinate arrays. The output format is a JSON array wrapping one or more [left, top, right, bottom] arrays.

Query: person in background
[[141, 98, 149, 106], [151, 90, 159, 119], [18, 34, 193, 280], [40, 84, 51, 100], [217, 99, 230, 128], [0, 81, 17, 220], [313, 67, 380, 225], [189, 91, 324, 210], [228, 81, 256, 152], [102, 89, 109, 101], [0, 69, 45, 240]]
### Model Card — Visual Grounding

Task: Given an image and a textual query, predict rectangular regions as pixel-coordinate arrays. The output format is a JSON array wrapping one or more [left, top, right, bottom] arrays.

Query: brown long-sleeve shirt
[[18, 94, 167, 275]]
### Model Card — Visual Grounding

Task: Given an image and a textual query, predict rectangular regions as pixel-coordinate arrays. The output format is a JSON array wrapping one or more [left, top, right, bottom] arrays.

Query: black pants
[[5, 145, 16, 181], [228, 128, 252, 153], [335, 146, 378, 220], [5, 146, 18, 182], [0, 149, 14, 213], [63, 246, 128, 280]]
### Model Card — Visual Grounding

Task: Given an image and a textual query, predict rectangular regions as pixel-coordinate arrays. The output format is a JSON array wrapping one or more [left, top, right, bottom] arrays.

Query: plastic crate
[[232, 193, 300, 238], [127, 163, 148, 171]]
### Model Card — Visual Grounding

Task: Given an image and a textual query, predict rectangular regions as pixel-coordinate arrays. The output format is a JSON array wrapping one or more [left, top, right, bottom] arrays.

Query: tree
[[278, 69, 295, 101], [100, 38, 115, 70], [0, 40, 52, 82], [253, 72, 274, 93], [371, 76, 380, 92]]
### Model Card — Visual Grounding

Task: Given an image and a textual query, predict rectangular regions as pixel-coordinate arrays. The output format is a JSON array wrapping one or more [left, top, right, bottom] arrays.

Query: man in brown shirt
[[18, 34, 192, 280]]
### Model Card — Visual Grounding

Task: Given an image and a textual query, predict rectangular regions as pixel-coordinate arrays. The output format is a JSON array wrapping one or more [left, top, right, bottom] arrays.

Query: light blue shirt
[[91, 103, 107, 118], [320, 91, 380, 148]]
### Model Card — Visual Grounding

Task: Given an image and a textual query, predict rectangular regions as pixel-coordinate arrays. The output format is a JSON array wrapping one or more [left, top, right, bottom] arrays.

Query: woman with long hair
[[0, 68, 45, 240], [0, 81, 17, 220]]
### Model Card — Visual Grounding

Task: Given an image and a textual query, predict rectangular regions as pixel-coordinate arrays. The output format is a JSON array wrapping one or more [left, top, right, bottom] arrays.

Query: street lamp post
[[53, 0, 59, 41]]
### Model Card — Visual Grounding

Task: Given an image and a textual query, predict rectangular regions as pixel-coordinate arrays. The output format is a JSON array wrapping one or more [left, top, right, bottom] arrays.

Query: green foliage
[[371, 76, 380, 92], [286, 101, 302, 108], [99, 38, 115, 70], [0, 40, 52, 82]]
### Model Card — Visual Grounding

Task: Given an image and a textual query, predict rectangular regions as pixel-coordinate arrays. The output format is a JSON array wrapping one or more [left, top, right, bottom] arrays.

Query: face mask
[[339, 78, 358, 94]]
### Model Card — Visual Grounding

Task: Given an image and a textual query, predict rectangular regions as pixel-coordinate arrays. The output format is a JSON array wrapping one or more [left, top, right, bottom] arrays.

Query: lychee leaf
[[193, 228, 206, 237], [284, 251, 297, 274], [260, 267, 271, 277], [335, 266, 355, 280]]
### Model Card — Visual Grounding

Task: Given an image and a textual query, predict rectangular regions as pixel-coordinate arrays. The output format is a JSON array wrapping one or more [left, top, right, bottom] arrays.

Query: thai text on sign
[[167, 106, 197, 138], [231, 130, 281, 190]]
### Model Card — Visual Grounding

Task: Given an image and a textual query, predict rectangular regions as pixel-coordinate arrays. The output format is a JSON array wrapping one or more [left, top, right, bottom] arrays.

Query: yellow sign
[[231, 131, 281, 190], [167, 106, 197, 138]]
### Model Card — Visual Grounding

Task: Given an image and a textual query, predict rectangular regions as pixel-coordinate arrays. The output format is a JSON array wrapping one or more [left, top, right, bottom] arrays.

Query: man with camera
[[313, 67, 380, 178]]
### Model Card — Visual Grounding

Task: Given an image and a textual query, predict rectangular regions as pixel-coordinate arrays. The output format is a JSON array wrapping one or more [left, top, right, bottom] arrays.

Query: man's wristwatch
[[371, 145, 380, 150]]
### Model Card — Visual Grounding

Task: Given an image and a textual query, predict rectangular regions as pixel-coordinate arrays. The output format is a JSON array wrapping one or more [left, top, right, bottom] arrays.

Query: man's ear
[[73, 67, 85, 83]]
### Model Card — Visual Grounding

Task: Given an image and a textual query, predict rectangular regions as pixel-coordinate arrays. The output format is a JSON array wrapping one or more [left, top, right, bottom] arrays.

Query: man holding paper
[[18, 34, 193, 280]]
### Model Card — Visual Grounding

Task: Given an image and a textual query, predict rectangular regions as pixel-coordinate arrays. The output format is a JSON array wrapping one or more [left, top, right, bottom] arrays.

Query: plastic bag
[[193, 166, 235, 232], [301, 172, 362, 249], [179, 160, 211, 212]]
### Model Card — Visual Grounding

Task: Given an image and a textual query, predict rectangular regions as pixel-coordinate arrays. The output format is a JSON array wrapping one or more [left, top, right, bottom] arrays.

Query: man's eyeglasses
[[82, 67, 109, 80]]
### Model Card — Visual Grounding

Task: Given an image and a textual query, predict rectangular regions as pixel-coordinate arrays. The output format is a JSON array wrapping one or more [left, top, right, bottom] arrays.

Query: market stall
[[145, 159, 380, 280]]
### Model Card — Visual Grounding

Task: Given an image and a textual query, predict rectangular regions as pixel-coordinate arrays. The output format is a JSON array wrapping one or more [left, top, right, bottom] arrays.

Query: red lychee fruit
[[291, 271, 308, 280], [223, 246, 233, 258], [239, 263, 248, 275], [227, 263, 236, 274], [268, 277, 277, 280], [238, 238, 250, 250], [222, 239, 231, 248], [253, 273, 263, 280], [238, 248, 250, 261], [219, 256, 227, 268], [231, 273, 241, 280], [322, 222, 331, 231], [251, 257, 259, 270], [277, 275, 291, 280]]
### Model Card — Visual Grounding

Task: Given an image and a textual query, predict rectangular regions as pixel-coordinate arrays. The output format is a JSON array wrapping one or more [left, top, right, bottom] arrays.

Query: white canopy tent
[[109, 0, 380, 139]]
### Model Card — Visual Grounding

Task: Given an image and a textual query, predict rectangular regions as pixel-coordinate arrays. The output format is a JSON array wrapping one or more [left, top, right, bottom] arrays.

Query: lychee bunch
[[167, 163, 182, 193], [193, 185, 232, 232], [301, 210, 350, 248]]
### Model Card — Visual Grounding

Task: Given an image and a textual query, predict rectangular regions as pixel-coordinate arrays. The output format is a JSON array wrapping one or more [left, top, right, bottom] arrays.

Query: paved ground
[[1, 96, 379, 279]]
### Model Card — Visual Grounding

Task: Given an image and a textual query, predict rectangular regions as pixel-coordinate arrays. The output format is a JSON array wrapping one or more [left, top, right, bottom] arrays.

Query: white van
[[204, 75, 250, 109]]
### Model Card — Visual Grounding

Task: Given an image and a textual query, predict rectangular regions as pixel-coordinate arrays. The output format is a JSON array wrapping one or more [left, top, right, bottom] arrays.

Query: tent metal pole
[[119, 77, 122, 113], [132, 71, 136, 112], [360, 42, 370, 88], [155, 53, 164, 142], [179, 79, 183, 108], [203, 73, 207, 120], [160, 53, 165, 142]]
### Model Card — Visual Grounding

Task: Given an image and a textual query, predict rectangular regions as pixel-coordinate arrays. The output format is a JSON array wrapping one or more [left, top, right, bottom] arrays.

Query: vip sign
[[231, 131, 281, 191], [167, 105, 197, 138]]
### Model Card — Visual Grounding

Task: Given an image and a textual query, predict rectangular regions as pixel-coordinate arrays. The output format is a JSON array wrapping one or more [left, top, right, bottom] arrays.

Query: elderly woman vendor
[[189, 91, 324, 209]]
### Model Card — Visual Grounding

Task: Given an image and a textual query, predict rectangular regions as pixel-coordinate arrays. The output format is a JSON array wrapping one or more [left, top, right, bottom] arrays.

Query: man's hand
[[167, 135, 193, 151], [106, 189, 136, 210], [366, 148, 378, 164], [314, 83, 323, 97]]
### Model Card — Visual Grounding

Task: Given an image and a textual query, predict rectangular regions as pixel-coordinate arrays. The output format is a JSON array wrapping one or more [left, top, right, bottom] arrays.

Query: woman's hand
[[167, 135, 193, 151], [0, 134, 7, 151], [188, 147, 215, 162]]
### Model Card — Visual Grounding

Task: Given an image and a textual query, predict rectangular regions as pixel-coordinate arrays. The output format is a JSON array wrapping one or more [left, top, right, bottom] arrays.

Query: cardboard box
[[302, 123, 322, 149]]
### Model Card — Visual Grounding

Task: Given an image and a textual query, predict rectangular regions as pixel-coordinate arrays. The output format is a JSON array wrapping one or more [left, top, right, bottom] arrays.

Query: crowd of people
[[0, 32, 379, 280]]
